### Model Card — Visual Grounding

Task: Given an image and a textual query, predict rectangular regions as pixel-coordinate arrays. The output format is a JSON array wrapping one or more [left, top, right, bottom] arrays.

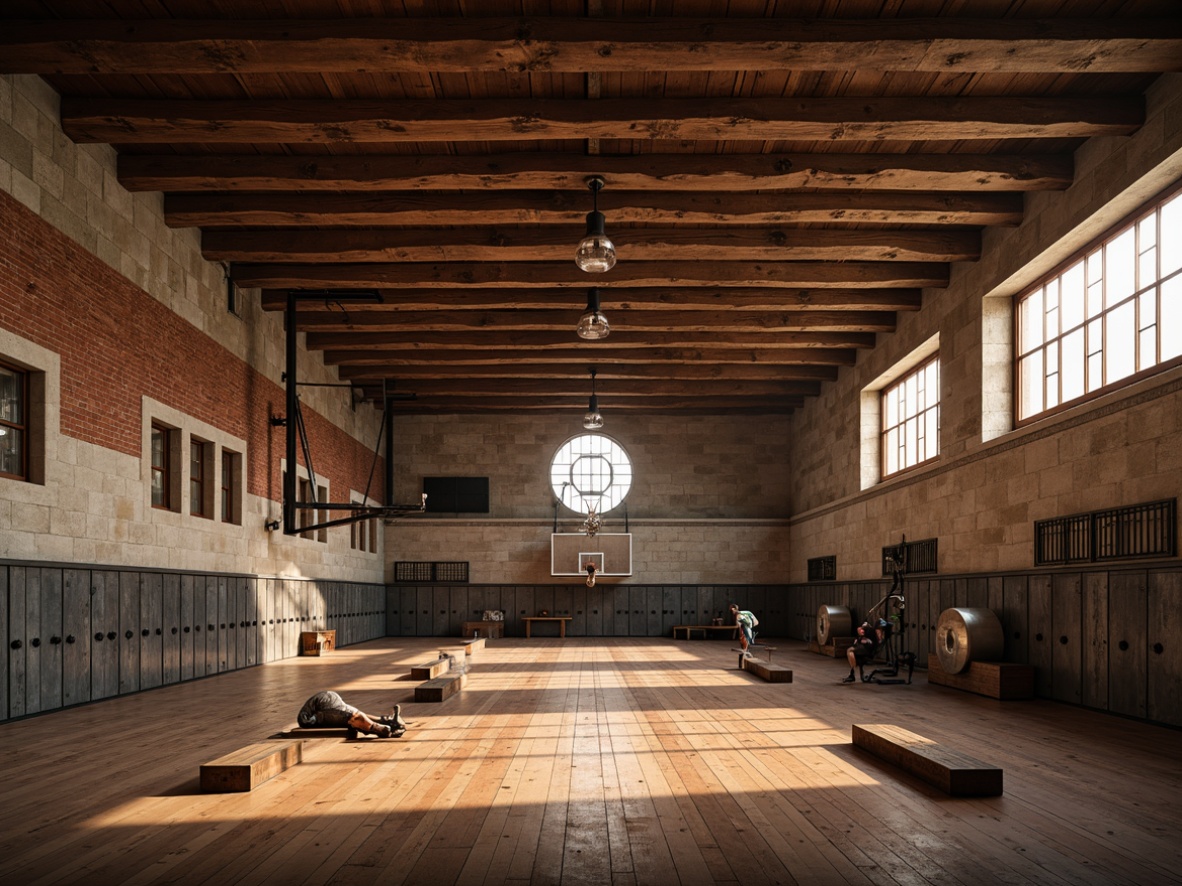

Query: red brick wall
[[0, 190, 384, 503]]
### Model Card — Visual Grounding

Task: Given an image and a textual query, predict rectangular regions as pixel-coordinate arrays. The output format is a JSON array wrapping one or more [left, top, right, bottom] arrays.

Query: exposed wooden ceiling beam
[[118, 152, 1075, 193], [320, 347, 859, 367], [286, 308, 897, 333], [333, 362, 840, 382], [60, 96, 1141, 144], [305, 330, 877, 350], [6, 18, 1179, 74], [261, 287, 922, 312], [175, 191, 1021, 227], [232, 261, 948, 289], [376, 396, 805, 414], [210, 228, 980, 264], [364, 377, 822, 397]]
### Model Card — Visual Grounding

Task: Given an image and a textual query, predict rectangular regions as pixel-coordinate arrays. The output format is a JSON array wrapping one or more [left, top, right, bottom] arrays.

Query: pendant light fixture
[[575, 176, 616, 273], [576, 287, 610, 340], [583, 368, 604, 430]]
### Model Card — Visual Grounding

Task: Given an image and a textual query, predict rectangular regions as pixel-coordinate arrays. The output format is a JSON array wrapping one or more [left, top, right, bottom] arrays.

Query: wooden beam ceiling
[[4, 3, 1174, 415]]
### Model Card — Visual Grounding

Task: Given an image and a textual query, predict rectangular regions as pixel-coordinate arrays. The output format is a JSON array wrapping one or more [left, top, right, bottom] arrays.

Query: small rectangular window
[[880, 355, 940, 479], [190, 439, 210, 517], [0, 361, 29, 481], [220, 449, 241, 524], [151, 423, 173, 509]]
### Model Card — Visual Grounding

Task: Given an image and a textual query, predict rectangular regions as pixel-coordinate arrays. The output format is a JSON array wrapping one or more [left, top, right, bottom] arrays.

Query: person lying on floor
[[297, 690, 407, 738]]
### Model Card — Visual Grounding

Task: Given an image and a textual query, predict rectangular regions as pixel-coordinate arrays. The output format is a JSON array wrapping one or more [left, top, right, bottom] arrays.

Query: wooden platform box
[[808, 637, 854, 657], [300, 630, 336, 656], [853, 724, 1002, 797], [742, 658, 793, 683], [416, 672, 467, 703], [200, 740, 303, 793], [926, 655, 1034, 700]]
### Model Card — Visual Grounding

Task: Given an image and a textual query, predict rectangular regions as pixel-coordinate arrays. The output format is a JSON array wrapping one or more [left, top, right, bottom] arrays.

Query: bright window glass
[[1017, 187, 1182, 422], [881, 356, 940, 478], [550, 433, 632, 514]]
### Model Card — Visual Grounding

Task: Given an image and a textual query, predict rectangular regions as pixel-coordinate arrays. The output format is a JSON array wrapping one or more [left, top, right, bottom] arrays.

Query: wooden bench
[[410, 655, 453, 681], [672, 624, 737, 640], [522, 616, 572, 638], [741, 657, 793, 683], [200, 740, 303, 793], [852, 724, 1003, 796], [462, 620, 504, 639], [808, 637, 854, 657], [415, 671, 467, 703], [926, 654, 1035, 700]]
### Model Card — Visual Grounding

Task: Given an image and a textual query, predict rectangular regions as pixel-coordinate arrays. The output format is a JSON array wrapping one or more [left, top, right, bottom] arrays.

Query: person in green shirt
[[729, 603, 759, 656]]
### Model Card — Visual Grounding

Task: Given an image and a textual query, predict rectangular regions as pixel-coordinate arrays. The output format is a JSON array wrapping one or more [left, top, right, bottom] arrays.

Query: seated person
[[298, 690, 406, 738], [842, 620, 885, 683]]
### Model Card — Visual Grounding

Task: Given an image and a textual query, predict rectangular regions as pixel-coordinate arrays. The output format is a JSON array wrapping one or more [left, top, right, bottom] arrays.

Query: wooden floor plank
[[0, 637, 1179, 885]]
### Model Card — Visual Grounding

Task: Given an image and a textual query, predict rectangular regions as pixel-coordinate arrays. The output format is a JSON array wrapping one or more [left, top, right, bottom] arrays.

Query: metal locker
[[399, 587, 416, 636], [216, 576, 231, 672], [1028, 575, 1053, 697], [0, 567, 7, 720], [162, 573, 180, 685], [1051, 573, 1083, 704], [1108, 570, 1148, 719], [513, 587, 535, 637], [583, 586, 603, 637], [245, 578, 258, 667], [118, 572, 140, 695], [235, 577, 247, 670], [139, 572, 163, 691], [1082, 573, 1109, 711], [1147, 570, 1180, 727], [449, 587, 468, 636], [204, 576, 218, 675], [694, 587, 712, 629], [965, 577, 988, 610], [645, 588, 663, 637], [179, 573, 195, 681], [61, 570, 90, 708], [430, 586, 448, 637], [568, 586, 586, 637], [7, 567, 29, 718], [89, 571, 120, 700], [1002, 575, 1030, 665], [605, 585, 625, 636], [553, 585, 574, 626], [534, 587, 555, 621], [192, 575, 208, 676], [385, 586, 399, 637], [38, 568, 64, 714]]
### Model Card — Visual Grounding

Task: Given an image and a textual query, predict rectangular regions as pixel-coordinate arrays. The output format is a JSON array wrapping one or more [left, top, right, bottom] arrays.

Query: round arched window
[[550, 433, 632, 514]]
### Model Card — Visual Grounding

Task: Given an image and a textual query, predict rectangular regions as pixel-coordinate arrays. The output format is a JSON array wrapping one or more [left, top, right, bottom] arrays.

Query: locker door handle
[[108, 632, 116, 640], [95, 633, 104, 641], [125, 630, 134, 639], [141, 629, 149, 637], [31, 638, 41, 647], [171, 627, 178, 634], [9, 640, 20, 650], [66, 635, 76, 644], [155, 628, 162, 635], [50, 636, 62, 645]]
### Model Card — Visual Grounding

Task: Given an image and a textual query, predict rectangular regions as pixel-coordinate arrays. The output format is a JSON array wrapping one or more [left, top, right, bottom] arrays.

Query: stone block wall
[[786, 73, 1182, 582], [0, 73, 385, 582]]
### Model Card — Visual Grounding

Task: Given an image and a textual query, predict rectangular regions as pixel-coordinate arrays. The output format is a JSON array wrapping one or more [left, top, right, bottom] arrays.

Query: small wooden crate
[[200, 740, 303, 793], [742, 658, 793, 683], [300, 630, 336, 656], [927, 655, 1034, 699]]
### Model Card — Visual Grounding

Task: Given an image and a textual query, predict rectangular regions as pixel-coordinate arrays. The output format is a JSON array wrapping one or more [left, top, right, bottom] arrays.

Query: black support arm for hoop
[[277, 289, 424, 535]]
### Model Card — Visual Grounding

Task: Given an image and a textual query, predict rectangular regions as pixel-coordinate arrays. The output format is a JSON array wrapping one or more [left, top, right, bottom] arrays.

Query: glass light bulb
[[577, 310, 611, 340], [575, 235, 616, 273], [583, 409, 604, 430]]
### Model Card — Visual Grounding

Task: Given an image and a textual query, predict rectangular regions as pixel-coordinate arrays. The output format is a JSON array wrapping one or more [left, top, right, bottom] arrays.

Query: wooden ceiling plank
[[6, 18, 1180, 74], [173, 190, 1023, 226], [332, 362, 840, 381], [230, 260, 949, 288], [363, 377, 823, 396], [118, 152, 1075, 192], [286, 307, 898, 332], [59, 96, 1142, 144], [319, 347, 858, 367], [303, 329, 877, 349], [261, 286, 923, 312], [206, 227, 981, 263]]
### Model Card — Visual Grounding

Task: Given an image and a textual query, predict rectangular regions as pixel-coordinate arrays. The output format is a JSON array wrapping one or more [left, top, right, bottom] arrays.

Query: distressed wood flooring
[[0, 637, 1178, 885]]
